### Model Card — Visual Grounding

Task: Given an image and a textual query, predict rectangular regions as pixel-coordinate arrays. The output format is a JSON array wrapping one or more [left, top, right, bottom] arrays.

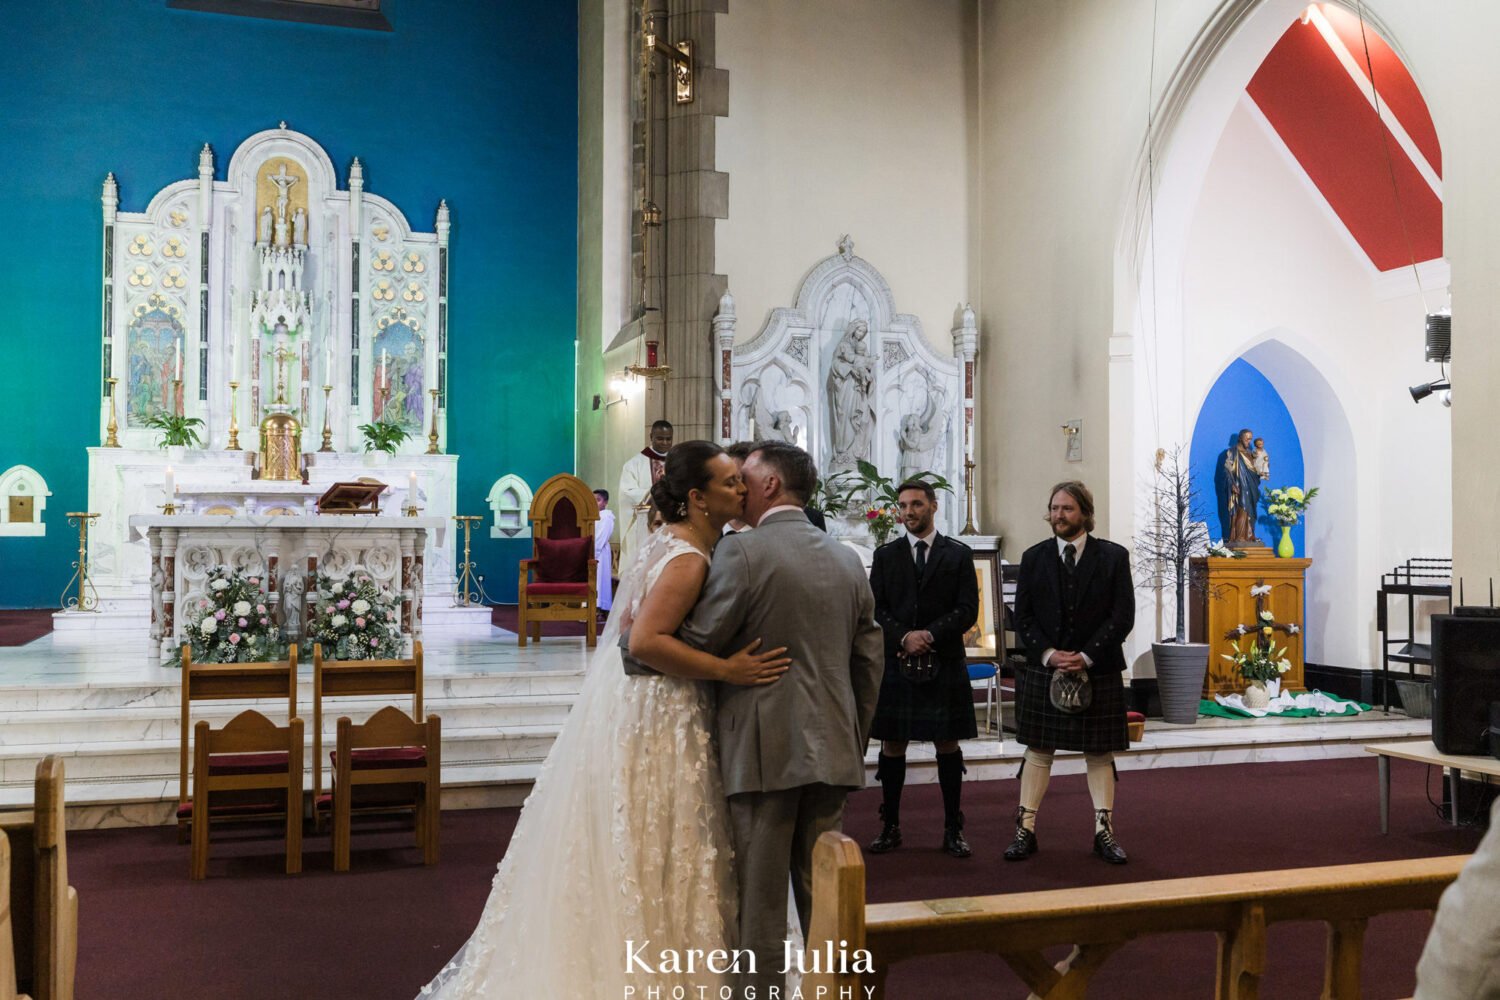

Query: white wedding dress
[[418, 531, 738, 998]]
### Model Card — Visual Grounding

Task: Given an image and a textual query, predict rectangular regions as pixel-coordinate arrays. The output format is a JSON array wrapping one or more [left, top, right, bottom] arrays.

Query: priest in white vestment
[[617, 420, 672, 573], [592, 488, 615, 611]]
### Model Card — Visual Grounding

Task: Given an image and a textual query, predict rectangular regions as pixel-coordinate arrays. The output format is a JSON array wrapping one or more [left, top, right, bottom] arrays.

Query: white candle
[[381, 348, 388, 389], [408, 470, 418, 501], [228, 337, 236, 377], [174, 340, 182, 381], [164, 465, 175, 497], [325, 340, 333, 381]]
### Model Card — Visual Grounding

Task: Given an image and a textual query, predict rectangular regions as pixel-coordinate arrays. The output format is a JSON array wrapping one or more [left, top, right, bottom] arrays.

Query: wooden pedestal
[[1190, 551, 1311, 697]]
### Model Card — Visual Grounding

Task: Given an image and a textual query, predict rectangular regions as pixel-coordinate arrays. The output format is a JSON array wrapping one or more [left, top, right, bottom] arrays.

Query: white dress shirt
[[907, 525, 939, 563]]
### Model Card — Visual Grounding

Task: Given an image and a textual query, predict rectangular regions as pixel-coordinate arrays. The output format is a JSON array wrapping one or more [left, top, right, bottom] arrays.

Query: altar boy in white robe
[[592, 489, 615, 612], [617, 419, 672, 573]]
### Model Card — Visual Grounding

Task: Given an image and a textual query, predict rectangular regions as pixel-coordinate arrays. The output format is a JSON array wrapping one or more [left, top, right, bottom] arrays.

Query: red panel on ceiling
[[1318, 4, 1441, 175], [1248, 19, 1441, 271]]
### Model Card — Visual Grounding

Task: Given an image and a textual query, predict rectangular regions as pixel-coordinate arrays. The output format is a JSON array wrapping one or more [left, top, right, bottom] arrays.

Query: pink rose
[[249, 577, 260, 585], [229, 634, 241, 645], [370, 637, 379, 647], [355, 616, 366, 628], [866, 510, 878, 520], [238, 618, 248, 627], [214, 609, 226, 620], [337, 599, 350, 610], [256, 604, 267, 615], [260, 617, 269, 625]]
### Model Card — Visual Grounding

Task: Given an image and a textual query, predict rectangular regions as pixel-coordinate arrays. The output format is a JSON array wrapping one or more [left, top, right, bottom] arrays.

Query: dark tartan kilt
[[1014, 660, 1127, 753], [869, 657, 979, 742]]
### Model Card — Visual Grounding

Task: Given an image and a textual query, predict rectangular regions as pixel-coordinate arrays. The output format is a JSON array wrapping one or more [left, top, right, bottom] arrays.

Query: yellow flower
[[1261, 626, 1273, 637], [1286, 487, 1304, 502]]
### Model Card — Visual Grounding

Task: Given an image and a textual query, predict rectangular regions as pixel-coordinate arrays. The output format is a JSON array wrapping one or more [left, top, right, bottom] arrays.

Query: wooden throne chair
[[517, 473, 600, 647]]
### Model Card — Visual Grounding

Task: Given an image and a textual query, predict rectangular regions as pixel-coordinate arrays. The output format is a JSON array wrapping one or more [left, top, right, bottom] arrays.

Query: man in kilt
[[868, 481, 980, 858], [1010, 480, 1135, 864]]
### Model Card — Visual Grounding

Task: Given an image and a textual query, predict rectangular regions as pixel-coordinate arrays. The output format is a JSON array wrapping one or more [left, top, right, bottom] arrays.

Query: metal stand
[[961, 457, 978, 535], [61, 513, 100, 612], [426, 388, 441, 454], [104, 378, 120, 447], [453, 515, 482, 607]]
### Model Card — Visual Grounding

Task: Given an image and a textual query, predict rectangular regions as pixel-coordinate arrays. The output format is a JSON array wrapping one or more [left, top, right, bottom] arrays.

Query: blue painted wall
[[0, 0, 577, 607], [1190, 359, 1307, 556]]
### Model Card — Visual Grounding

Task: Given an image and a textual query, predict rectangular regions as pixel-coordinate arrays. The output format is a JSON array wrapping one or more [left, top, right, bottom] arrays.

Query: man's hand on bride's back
[[721, 638, 791, 686]]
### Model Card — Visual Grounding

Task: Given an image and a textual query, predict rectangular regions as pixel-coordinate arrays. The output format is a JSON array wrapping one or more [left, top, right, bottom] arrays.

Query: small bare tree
[[1135, 446, 1213, 644]]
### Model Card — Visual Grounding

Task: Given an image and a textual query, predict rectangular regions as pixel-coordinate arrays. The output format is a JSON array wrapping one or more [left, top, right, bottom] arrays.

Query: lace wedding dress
[[418, 531, 737, 998]]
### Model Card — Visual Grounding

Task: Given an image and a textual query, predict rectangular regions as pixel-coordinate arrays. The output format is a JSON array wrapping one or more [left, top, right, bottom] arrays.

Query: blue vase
[[1277, 525, 1294, 558]]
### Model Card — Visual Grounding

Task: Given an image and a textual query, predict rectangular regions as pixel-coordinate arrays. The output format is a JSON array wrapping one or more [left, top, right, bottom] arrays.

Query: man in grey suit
[[680, 441, 884, 995], [1415, 797, 1500, 998]]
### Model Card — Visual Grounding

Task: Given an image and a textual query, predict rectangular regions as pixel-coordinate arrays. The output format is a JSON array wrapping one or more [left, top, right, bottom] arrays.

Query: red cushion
[[207, 751, 289, 775], [330, 746, 428, 770], [526, 581, 589, 596], [1127, 711, 1146, 723], [535, 536, 590, 583]]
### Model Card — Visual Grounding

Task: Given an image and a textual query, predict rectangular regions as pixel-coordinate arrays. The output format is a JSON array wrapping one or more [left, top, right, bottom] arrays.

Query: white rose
[[233, 601, 252, 617], [211, 579, 229, 591], [331, 614, 348, 628], [351, 599, 371, 615], [200, 617, 218, 634]]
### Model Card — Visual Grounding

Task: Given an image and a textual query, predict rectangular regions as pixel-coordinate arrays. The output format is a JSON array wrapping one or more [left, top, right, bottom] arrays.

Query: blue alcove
[[1189, 358, 1307, 556]]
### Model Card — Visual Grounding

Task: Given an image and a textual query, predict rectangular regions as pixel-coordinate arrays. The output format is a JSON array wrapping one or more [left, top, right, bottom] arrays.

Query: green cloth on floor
[[1198, 692, 1372, 719]]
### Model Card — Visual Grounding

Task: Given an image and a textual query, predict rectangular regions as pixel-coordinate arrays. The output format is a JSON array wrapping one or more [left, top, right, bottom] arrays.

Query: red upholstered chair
[[331, 707, 441, 872], [190, 710, 304, 879], [517, 474, 600, 647], [310, 642, 427, 838], [177, 645, 298, 844]]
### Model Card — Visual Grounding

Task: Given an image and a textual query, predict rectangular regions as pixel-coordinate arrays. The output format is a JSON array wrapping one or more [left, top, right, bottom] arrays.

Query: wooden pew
[[1, 757, 77, 1000], [0, 830, 23, 1000], [804, 831, 1466, 1000]]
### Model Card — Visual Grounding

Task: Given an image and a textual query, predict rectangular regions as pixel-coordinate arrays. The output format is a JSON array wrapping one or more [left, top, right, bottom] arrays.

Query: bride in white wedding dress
[[418, 442, 791, 999]]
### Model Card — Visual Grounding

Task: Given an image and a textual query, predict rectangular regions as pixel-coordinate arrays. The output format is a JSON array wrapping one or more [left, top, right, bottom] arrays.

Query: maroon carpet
[[0, 609, 55, 646], [489, 602, 598, 637], [69, 756, 1477, 999]]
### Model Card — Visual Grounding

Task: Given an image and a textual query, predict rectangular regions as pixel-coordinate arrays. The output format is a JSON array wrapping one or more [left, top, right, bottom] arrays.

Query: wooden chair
[[0, 830, 20, 1000], [177, 645, 298, 842], [0, 756, 78, 1000], [517, 473, 599, 647], [191, 711, 304, 879], [311, 642, 424, 833], [331, 708, 441, 872]]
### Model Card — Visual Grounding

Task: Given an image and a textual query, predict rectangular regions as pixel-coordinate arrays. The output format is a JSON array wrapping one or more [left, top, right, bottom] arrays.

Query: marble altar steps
[[0, 670, 586, 820]]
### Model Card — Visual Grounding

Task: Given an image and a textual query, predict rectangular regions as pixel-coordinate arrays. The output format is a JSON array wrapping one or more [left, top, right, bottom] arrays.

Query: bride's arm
[[628, 556, 789, 685]]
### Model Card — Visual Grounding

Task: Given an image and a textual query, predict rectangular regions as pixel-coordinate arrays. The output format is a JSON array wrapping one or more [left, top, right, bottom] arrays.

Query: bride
[[418, 441, 791, 998]]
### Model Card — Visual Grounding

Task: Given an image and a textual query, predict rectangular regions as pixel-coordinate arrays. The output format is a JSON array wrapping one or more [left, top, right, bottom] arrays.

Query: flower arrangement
[[864, 504, 899, 547], [1265, 485, 1319, 526], [185, 566, 282, 663], [1207, 540, 1246, 559], [304, 571, 404, 660], [1221, 637, 1292, 684]]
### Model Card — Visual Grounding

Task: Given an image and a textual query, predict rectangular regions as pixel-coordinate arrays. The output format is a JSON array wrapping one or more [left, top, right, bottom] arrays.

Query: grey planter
[[1151, 641, 1210, 725]]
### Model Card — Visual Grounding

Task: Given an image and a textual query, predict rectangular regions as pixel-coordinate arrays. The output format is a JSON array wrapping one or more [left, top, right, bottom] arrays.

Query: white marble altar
[[133, 514, 440, 660], [714, 238, 981, 538]]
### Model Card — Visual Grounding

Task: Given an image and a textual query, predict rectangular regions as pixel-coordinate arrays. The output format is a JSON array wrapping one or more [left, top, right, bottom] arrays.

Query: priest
[[617, 420, 672, 573]]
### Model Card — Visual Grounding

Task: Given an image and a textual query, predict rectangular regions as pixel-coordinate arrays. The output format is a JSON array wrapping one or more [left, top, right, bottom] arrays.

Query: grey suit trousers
[[728, 783, 847, 996]]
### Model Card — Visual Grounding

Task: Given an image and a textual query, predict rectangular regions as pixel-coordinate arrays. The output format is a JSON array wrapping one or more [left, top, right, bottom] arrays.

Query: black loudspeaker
[[1432, 614, 1500, 755], [1490, 703, 1500, 761]]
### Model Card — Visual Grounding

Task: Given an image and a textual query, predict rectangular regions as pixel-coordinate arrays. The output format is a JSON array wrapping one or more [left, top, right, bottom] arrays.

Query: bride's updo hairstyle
[[649, 440, 726, 523]]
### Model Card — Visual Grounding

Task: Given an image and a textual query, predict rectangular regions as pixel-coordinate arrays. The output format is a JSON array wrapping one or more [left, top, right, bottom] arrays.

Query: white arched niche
[[487, 474, 533, 539], [0, 465, 53, 537]]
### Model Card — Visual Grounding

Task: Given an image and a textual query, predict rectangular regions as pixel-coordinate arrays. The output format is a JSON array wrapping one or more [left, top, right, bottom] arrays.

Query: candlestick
[[227, 381, 241, 450], [319, 384, 334, 452], [426, 388, 441, 454], [104, 377, 120, 448], [173, 377, 184, 417]]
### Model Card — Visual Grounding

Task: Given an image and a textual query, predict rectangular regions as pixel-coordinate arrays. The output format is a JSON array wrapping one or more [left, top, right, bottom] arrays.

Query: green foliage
[[183, 566, 283, 663], [358, 419, 409, 454], [146, 411, 205, 449], [811, 460, 953, 517]]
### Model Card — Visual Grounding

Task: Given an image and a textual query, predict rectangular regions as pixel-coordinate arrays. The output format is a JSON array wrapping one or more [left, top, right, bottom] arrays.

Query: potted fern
[[146, 411, 205, 455], [1135, 447, 1213, 725], [359, 419, 408, 462]]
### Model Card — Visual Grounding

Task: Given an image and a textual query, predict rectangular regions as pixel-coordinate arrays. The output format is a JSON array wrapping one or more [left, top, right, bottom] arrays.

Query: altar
[[53, 125, 493, 646]]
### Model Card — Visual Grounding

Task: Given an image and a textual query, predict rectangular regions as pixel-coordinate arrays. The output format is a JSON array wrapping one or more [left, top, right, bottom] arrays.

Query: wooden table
[[1366, 740, 1500, 833]]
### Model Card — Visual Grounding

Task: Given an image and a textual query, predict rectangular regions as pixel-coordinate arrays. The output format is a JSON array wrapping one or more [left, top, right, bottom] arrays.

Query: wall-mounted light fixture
[[643, 16, 694, 105]]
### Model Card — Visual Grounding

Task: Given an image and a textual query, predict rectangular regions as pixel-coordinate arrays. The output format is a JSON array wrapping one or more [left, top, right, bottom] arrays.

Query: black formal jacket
[[1013, 535, 1135, 674], [869, 533, 978, 668]]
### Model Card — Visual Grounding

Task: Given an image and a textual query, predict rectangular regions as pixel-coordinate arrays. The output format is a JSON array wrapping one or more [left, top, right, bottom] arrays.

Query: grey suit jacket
[[680, 509, 884, 797], [1415, 797, 1500, 998]]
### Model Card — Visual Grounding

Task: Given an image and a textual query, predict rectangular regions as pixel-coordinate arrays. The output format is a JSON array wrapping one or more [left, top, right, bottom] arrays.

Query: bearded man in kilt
[[867, 481, 980, 858], [1010, 480, 1135, 865]]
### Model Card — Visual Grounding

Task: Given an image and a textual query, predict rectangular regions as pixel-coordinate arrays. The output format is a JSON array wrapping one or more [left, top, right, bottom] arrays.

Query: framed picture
[[964, 550, 1003, 658]]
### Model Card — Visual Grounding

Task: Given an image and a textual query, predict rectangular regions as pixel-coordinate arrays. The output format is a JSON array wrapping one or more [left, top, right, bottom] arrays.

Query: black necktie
[[915, 540, 928, 576], [1063, 542, 1076, 574]]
